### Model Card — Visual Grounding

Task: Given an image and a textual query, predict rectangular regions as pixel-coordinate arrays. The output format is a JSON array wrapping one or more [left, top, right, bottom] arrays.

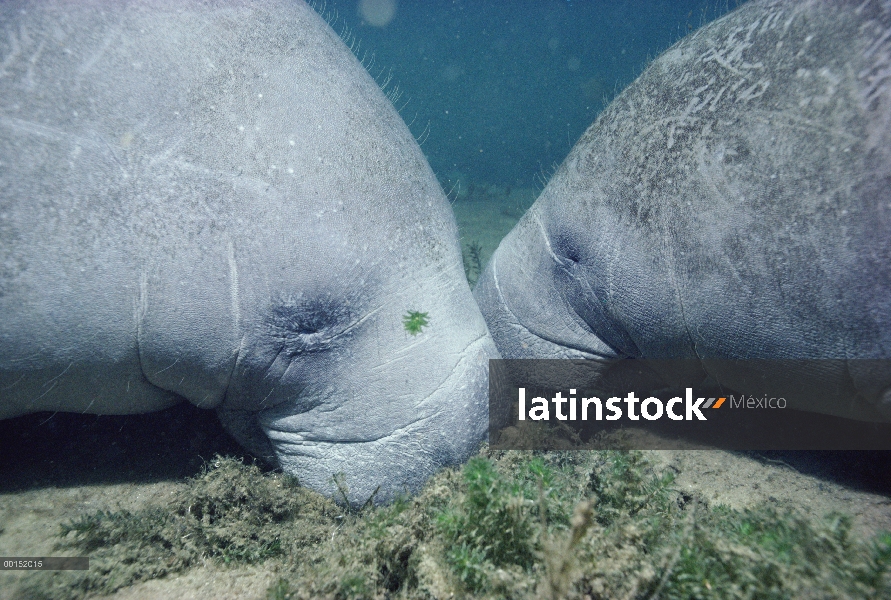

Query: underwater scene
[[1, 0, 891, 598]]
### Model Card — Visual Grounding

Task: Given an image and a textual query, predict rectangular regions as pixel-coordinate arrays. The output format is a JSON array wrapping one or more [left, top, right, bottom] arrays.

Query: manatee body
[[475, 0, 891, 421], [0, 0, 497, 504]]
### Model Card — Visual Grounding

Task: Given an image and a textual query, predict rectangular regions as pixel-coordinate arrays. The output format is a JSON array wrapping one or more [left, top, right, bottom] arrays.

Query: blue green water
[[321, 0, 746, 189]]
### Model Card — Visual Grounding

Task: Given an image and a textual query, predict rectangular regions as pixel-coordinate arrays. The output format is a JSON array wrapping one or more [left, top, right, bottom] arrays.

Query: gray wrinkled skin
[[475, 0, 891, 421], [0, 0, 497, 505]]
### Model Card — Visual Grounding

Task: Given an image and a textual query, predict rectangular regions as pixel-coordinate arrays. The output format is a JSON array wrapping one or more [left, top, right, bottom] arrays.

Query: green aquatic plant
[[22, 456, 338, 599], [436, 456, 538, 591], [20, 451, 891, 600], [402, 310, 429, 335], [462, 240, 483, 287]]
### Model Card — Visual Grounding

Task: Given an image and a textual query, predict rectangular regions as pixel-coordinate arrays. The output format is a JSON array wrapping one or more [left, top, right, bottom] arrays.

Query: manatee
[[475, 0, 891, 421], [0, 0, 497, 504]]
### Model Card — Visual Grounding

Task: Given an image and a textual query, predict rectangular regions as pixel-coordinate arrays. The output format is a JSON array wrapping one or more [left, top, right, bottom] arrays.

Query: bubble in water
[[358, 0, 397, 27]]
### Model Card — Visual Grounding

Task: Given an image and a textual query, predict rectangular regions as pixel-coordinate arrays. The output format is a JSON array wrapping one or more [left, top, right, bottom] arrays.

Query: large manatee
[[475, 0, 891, 422], [0, 0, 496, 504]]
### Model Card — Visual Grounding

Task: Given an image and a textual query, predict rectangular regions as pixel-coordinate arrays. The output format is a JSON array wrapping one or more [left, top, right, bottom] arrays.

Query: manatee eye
[[268, 296, 350, 356]]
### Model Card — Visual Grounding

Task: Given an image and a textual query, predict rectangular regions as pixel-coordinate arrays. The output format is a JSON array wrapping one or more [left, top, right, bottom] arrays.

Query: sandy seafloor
[[2, 190, 891, 599]]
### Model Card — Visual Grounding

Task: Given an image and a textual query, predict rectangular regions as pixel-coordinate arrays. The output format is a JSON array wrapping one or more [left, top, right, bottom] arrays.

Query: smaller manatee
[[475, 0, 891, 422]]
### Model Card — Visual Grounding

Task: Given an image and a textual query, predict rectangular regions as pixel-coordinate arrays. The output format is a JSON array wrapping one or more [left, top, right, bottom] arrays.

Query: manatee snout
[[256, 335, 493, 505]]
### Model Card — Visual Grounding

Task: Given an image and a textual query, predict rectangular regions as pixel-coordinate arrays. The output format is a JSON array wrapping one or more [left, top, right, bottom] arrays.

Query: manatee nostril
[[268, 296, 352, 355], [552, 234, 583, 265]]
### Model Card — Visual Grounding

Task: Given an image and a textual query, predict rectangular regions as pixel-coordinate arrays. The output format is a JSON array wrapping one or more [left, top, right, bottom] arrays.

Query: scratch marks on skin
[[853, 13, 891, 212], [81, 397, 96, 414], [859, 13, 891, 155], [152, 358, 180, 376], [768, 109, 860, 146], [650, 10, 781, 152], [228, 238, 240, 335], [258, 386, 277, 410], [0, 116, 68, 142], [222, 333, 246, 409], [701, 45, 746, 78], [222, 237, 243, 408], [135, 269, 149, 384], [691, 14, 773, 110], [77, 28, 118, 77], [665, 94, 713, 150], [707, 85, 728, 111], [759, 5, 785, 34], [34, 361, 73, 404], [737, 78, 771, 102], [0, 20, 54, 86], [1, 373, 24, 392], [0, 24, 23, 79], [0, 115, 115, 166], [489, 243, 504, 302], [24, 38, 46, 90], [698, 17, 766, 78], [338, 303, 384, 341], [37, 412, 59, 426], [146, 140, 190, 172]]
